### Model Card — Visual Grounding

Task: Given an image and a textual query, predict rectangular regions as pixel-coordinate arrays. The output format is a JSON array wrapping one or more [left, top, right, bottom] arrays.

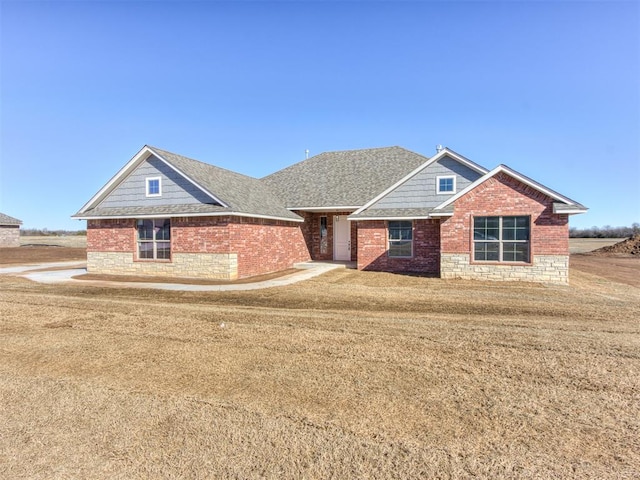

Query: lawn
[[0, 253, 639, 478]]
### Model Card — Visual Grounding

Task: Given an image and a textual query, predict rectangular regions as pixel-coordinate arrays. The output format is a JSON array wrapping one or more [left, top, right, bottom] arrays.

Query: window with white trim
[[146, 177, 162, 197], [437, 175, 456, 194], [473, 216, 530, 263], [137, 218, 171, 260], [388, 221, 413, 257]]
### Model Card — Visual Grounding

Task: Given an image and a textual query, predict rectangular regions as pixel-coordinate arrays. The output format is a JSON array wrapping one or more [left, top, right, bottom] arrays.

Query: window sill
[[471, 260, 533, 266]]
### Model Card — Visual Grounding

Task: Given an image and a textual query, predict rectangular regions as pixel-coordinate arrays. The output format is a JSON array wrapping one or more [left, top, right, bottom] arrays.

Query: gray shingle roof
[[261, 147, 429, 208], [553, 202, 588, 213], [0, 212, 22, 225], [150, 147, 301, 221]]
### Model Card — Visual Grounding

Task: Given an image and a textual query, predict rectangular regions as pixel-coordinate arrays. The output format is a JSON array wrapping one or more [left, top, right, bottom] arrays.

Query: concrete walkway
[[0, 261, 349, 291]]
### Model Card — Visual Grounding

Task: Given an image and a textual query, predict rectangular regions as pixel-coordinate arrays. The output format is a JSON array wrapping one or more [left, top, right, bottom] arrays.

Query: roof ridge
[[147, 145, 260, 181]]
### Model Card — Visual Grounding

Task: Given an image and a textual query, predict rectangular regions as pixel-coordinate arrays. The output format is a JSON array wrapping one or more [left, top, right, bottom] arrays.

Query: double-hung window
[[137, 218, 171, 260], [388, 221, 413, 257], [473, 216, 530, 263]]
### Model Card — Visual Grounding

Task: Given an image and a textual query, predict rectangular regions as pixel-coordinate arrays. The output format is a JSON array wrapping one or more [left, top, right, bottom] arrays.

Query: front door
[[333, 215, 351, 261]]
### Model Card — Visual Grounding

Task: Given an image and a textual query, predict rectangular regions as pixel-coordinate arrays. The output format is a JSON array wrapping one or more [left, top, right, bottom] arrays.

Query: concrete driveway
[[0, 261, 348, 291]]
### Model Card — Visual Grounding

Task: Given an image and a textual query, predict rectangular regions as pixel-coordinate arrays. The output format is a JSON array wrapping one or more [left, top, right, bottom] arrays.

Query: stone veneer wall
[[87, 251, 238, 280], [441, 253, 569, 284], [0, 225, 20, 247]]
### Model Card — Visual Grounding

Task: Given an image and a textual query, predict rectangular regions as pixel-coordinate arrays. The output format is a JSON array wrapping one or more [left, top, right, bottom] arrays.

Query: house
[[73, 145, 587, 284], [0, 212, 22, 248]]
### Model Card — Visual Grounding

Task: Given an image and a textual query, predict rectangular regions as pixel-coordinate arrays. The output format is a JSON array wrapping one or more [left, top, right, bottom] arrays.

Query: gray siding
[[99, 155, 219, 209], [368, 156, 482, 210]]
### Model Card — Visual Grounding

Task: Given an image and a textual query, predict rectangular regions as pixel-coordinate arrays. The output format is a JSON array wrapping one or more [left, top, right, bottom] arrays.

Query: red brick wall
[[294, 211, 357, 261], [229, 216, 311, 278], [87, 216, 310, 278], [172, 216, 231, 253], [356, 219, 440, 274], [87, 219, 135, 252], [440, 172, 569, 256]]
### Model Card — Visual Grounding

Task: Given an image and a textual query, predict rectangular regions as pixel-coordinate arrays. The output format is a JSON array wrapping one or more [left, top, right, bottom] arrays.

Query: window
[[146, 177, 161, 197], [388, 221, 413, 257], [437, 175, 456, 194], [473, 216, 530, 263], [137, 218, 171, 260], [319, 216, 328, 255]]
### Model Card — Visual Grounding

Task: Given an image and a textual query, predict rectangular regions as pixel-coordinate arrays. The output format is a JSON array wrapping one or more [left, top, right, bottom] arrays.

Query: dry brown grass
[[1, 262, 639, 478]]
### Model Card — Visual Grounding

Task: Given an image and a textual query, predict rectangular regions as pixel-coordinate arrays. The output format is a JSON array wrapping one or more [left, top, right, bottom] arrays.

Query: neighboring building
[[73, 145, 587, 284], [0, 212, 22, 247]]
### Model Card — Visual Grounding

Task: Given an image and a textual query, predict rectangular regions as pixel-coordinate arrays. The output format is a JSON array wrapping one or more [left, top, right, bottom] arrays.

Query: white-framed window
[[137, 218, 171, 260], [146, 177, 162, 197], [436, 175, 456, 194], [388, 220, 413, 257], [473, 216, 530, 263]]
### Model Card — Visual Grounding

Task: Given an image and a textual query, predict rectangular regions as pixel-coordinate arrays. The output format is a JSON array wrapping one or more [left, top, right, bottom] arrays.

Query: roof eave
[[72, 210, 303, 223]]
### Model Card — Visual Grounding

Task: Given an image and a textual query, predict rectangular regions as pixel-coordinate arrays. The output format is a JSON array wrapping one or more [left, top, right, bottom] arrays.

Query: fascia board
[[352, 148, 489, 216], [74, 211, 304, 223], [287, 206, 360, 212], [77, 145, 152, 213], [147, 147, 230, 208], [427, 211, 454, 217], [348, 215, 433, 221], [433, 164, 582, 211], [553, 205, 588, 215]]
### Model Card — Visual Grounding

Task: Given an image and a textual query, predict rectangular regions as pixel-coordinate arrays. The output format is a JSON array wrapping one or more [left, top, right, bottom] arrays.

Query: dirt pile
[[590, 234, 640, 256]]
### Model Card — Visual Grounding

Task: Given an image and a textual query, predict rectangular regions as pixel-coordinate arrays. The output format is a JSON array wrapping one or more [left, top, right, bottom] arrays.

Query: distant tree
[[569, 224, 639, 238]]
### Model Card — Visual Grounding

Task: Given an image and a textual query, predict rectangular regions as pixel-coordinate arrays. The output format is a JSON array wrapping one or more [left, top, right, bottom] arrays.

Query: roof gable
[[351, 147, 488, 217], [74, 146, 302, 222], [433, 164, 588, 214]]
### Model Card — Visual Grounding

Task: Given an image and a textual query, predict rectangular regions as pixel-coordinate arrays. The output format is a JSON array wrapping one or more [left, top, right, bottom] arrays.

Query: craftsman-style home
[[73, 145, 586, 283]]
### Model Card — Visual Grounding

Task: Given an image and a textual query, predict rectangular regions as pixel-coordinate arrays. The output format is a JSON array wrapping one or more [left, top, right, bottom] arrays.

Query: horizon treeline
[[19, 224, 640, 239]]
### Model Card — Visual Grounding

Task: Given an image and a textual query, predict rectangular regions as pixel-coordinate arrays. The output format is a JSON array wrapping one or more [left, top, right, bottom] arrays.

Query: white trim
[[145, 176, 162, 197], [436, 175, 456, 195], [352, 147, 488, 216], [348, 215, 432, 221], [553, 205, 588, 215], [287, 206, 360, 212], [427, 211, 454, 217], [434, 164, 583, 211], [75, 211, 304, 223]]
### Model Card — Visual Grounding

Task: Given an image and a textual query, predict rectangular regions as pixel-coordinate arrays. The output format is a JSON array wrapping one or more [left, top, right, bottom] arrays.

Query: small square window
[[146, 177, 161, 197], [437, 176, 456, 194]]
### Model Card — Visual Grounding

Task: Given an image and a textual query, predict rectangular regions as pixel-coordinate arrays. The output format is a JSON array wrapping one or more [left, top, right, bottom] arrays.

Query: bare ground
[[0, 249, 639, 478]]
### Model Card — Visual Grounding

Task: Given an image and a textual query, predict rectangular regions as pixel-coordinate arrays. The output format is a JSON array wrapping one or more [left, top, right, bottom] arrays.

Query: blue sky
[[1, 0, 638, 231]]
